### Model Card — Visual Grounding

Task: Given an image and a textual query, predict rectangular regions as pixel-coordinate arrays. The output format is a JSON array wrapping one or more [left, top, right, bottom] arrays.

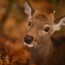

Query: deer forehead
[[30, 13, 54, 25]]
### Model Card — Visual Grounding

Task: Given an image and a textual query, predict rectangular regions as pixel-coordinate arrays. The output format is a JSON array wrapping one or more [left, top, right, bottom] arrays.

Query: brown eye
[[44, 27, 50, 32], [28, 22, 31, 26]]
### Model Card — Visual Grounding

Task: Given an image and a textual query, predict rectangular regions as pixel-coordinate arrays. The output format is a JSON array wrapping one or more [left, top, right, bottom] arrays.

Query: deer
[[23, 1, 65, 65]]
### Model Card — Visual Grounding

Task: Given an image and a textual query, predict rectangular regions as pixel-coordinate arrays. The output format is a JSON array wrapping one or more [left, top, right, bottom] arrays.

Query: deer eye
[[28, 22, 31, 26], [44, 27, 50, 32], [44, 24, 50, 32]]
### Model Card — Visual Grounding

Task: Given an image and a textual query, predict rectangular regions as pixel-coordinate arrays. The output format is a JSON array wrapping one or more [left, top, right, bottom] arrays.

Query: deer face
[[24, 1, 65, 47]]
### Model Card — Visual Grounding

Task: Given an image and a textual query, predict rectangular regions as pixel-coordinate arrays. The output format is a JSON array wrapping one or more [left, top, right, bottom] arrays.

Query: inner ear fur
[[54, 16, 65, 31], [24, 1, 34, 17]]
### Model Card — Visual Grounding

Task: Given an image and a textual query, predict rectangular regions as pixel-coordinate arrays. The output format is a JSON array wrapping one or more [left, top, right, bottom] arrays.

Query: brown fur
[[24, 1, 65, 65]]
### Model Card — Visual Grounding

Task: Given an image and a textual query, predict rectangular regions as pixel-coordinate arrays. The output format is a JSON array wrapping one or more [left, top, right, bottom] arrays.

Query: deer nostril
[[24, 35, 33, 44]]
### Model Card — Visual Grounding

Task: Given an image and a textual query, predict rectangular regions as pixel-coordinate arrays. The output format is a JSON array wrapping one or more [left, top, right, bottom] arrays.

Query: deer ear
[[24, 1, 34, 19], [54, 16, 65, 31]]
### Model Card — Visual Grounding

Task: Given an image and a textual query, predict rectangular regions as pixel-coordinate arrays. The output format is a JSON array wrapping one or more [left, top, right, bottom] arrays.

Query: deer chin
[[23, 42, 37, 47]]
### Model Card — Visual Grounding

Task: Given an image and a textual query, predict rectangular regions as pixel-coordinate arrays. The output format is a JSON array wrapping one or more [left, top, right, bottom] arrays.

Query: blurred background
[[50, 0, 65, 19]]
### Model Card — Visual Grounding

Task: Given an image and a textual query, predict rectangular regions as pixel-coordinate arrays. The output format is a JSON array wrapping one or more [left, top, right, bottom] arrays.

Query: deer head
[[24, 1, 65, 47]]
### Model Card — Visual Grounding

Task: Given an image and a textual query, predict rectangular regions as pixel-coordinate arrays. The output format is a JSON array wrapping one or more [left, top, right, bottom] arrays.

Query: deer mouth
[[24, 42, 34, 47], [23, 41, 37, 47]]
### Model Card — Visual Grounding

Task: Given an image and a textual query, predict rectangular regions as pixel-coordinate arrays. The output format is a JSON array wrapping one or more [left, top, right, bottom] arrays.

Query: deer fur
[[24, 1, 65, 65]]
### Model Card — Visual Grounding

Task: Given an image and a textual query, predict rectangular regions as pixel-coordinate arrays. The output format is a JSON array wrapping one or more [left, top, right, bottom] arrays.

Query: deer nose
[[24, 35, 33, 44]]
